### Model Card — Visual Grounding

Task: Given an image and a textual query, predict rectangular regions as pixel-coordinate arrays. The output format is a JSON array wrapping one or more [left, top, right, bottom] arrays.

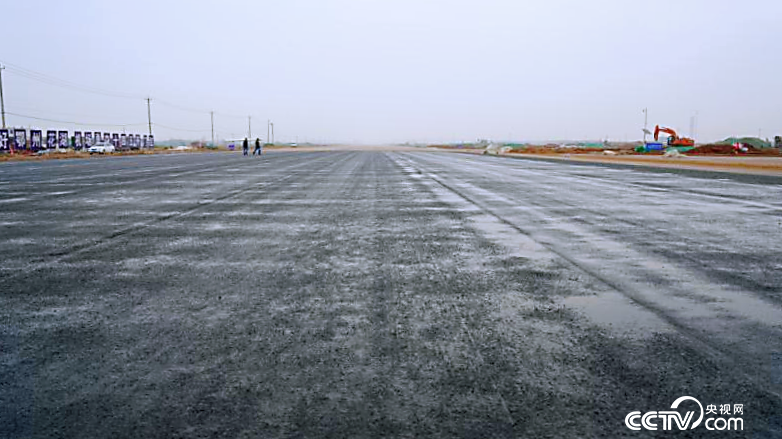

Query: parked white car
[[89, 142, 115, 154]]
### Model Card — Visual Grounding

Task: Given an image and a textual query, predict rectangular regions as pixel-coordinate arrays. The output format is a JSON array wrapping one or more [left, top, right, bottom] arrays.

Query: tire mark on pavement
[[0, 153, 342, 286], [394, 152, 782, 402], [445, 153, 782, 211], [409, 152, 782, 300], [0, 154, 303, 204], [381, 153, 518, 428]]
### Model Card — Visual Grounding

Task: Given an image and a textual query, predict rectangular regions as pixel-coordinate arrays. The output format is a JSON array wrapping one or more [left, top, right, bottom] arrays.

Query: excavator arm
[[653, 125, 678, 142]]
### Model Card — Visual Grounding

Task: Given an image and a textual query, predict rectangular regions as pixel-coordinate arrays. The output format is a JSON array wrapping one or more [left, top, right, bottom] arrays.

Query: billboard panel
[[58, 131, 68, 149], [46, 130, 56, 149], [112, 133, 119, 148], [0, 129, 9, 151], [74, 131, 83, 150], [84, 132, 92, 148], [135, 134, 141, 149], [93, 132, 101, 145], [14, 129, 27, 151], [104, 133, 111, 143], [148, 135, 154, 149], [30, 130, 43, 151]]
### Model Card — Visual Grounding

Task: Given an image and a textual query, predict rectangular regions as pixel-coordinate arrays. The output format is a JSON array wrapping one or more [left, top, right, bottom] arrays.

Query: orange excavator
[[654, 125, 695, 147]]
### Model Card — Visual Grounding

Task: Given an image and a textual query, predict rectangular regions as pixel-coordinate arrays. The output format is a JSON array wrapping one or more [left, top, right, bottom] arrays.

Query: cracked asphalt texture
[[1, 151, 781, 438]]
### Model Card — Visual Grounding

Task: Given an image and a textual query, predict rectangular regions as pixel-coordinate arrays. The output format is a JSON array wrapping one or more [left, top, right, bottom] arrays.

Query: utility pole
[[270, 122, 274, 144], [0, 65, 6, 129], [248, 116, 252, 138], [690, 115, 697, 139], [267, 119, 270, 144], [210, 111, 215, 147], [146, 98, 153, 136], [642, 108, 648, 144]]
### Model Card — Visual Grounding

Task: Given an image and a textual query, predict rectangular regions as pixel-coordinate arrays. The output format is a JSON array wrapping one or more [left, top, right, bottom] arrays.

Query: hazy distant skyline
[[1, 0, 780, 143]]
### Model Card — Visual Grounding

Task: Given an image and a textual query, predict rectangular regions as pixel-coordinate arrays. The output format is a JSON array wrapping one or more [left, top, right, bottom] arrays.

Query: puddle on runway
[[562, 292, 673, 338], [423, 174, 674, 340], [471, 211, 673, 339]]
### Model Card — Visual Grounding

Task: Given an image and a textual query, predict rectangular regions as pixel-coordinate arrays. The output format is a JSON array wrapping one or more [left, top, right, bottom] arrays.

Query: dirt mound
[[688, 144, 740, 155], [689, 144, 780, 156], [507, 146, 604, 155]]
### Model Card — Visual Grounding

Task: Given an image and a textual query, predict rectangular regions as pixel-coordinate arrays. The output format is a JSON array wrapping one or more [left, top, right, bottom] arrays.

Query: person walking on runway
[[242, 138, 249, 156], [253, 138, 262, 156]]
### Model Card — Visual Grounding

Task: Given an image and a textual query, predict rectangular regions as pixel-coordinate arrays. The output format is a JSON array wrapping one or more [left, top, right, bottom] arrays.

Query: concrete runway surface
[[1, 151, 781, 438]]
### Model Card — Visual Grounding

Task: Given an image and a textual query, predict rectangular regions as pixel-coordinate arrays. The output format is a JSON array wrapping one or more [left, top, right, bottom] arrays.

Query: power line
[[2, 60, 251, 118], [154, 98, 212, 115], [5, 104, 129, 121], [215, 111, 247, 119], [1, 61, 144, 100], [154, 98, 247, 119], [5, 111, 146, 128], [10, 110, 212, 135], [1, 59, 264, 138], [9, 109, 238, 137], [152, 123, 212, 133]]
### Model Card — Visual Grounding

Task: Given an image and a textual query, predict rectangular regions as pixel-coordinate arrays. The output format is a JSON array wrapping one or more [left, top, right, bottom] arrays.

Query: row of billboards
[[0, 129, 155, 152]]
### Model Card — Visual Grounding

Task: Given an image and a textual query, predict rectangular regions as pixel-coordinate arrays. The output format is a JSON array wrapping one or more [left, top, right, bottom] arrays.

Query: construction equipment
[[654, 125, 695, 147]]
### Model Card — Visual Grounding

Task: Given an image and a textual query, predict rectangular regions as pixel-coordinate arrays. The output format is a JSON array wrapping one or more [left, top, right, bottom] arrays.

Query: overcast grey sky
[[1, 0, 780, 143]]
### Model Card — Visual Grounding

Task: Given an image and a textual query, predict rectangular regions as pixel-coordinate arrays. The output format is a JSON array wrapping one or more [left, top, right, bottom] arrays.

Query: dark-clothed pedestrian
[[242, 138, 249, 156], [253, 138, 262, 156]]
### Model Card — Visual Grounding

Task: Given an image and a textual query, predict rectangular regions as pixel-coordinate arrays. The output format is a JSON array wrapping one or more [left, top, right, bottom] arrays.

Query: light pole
[[146, 98, 153, 136], [0, 65, 6, 129]]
